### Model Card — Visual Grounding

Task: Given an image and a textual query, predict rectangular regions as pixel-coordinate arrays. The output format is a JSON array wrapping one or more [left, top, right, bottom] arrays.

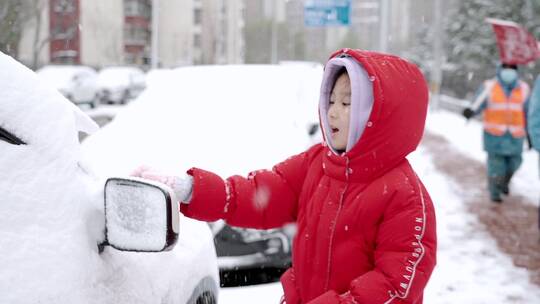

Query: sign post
[[304, 0, 351, 27]]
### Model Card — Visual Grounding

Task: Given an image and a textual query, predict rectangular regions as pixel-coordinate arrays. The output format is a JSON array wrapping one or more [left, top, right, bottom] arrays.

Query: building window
[[125, 52, 136, 64], [53, 0, 75, 13], [52, 22, 76, 39], [194, 33, 201, 48], [51, 50, 78, 64], [124, 24, 149, 45], [125, 0, 151, 18], [194, 8, 202, 25], [125, 1, 137, 16]]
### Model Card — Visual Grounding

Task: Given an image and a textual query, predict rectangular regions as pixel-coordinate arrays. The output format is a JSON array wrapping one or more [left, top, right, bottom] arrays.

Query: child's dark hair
[[333, 67, 348, 88], [336, 67, 348, 79]]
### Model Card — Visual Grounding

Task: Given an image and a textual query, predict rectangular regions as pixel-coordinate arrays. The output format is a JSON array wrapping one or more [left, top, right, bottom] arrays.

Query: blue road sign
[[304, 0, 351, 27]]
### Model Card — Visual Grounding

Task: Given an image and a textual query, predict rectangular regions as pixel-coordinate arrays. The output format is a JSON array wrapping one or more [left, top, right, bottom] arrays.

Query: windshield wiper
[[0, 126, 26, 145]]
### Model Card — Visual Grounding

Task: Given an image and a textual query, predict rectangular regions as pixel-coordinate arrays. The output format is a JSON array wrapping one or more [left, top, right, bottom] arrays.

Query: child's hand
[[130, 165, 193, 202]]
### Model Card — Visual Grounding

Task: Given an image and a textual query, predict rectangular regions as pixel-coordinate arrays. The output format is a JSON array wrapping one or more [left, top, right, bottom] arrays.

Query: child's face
[[327, 73, 351, 151]]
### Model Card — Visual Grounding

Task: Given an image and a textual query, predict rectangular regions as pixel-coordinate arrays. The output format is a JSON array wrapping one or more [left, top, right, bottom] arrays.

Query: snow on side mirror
[[103, 177, 179, 252]]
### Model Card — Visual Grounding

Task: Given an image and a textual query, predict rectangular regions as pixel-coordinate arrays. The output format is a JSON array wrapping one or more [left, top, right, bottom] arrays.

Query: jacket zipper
[[324, 157, 350, 291]]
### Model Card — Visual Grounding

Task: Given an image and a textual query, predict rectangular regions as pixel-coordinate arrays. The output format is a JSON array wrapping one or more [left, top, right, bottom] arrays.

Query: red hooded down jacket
[[180, 49, 436, 304]]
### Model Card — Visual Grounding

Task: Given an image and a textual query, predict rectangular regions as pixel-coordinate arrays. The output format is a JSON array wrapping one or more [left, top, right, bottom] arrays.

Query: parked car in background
[[0, 52, 219, 304], [97, 66, 146, 104], [79, 105, 123, 142], [36, 65, 99, 108], [82, 64, 323, 285]]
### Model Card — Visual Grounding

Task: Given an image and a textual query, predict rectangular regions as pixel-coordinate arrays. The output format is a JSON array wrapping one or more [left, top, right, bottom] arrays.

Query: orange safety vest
[[483, 80, 529, 138]]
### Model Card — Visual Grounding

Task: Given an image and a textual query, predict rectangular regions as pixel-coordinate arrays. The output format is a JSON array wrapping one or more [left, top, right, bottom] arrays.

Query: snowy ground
[[219, 109, 540, 304]]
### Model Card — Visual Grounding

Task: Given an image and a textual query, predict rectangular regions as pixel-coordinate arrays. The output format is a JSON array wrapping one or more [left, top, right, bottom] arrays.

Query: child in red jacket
[[133, 49, 437, 304]]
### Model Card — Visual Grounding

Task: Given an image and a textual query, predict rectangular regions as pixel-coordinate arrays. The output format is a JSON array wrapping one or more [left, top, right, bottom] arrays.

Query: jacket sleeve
[[180, 144, 322, 229], [471, 83, 488, 115], [307, 175, 437, 304], [528, 76, 540, 150]]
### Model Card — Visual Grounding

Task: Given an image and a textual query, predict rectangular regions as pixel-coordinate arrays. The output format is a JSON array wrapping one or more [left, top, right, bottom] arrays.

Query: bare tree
[[0, 0, 51, 68], [1, 0, 79, 68], [30, 0, 49, 69], [0, 0, 27, 58]]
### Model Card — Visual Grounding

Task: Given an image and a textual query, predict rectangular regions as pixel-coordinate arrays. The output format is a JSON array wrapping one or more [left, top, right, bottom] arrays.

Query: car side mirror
[[101, 177, 179, 252]]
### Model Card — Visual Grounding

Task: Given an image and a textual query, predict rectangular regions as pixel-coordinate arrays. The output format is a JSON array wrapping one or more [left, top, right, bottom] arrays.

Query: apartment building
[[216, 0, 244, 64], [18, 0, 245, 69], [18, 0, 134, 68], [157, 0, 193, 67], [123, 0, 151, 65]]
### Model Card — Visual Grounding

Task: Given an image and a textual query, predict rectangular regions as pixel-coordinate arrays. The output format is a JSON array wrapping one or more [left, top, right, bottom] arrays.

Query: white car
[[98, 67, 147, 104], [0, 52, 219, 304], [36, 65, 100, 108], [82, 64, 323, 283]]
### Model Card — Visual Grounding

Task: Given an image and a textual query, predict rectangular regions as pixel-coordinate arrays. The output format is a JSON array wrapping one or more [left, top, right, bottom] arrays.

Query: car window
[[0, 125, 26, 145]]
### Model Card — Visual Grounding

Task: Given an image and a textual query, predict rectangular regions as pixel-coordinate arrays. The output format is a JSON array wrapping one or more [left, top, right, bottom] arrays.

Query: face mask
[[500, 68, 518, 84]]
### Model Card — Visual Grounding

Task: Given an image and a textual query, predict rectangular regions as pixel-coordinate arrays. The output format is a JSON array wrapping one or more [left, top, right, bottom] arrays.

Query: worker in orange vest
[[463, 63, 530, 203]]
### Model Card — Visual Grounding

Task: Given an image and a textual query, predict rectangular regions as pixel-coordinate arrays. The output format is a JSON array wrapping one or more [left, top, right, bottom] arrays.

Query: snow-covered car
[[82, 64, 323, 282], [0, 52, 219, 304], [97, 66, 146, 104], [36, 65, 100, 108]]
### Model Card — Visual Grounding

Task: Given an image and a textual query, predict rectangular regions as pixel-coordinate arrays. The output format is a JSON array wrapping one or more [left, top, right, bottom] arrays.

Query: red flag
[[486, 18, 540, 65]]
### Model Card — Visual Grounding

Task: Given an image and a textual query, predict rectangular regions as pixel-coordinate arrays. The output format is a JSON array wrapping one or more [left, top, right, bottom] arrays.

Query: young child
[[133, 49, 437, 304]]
